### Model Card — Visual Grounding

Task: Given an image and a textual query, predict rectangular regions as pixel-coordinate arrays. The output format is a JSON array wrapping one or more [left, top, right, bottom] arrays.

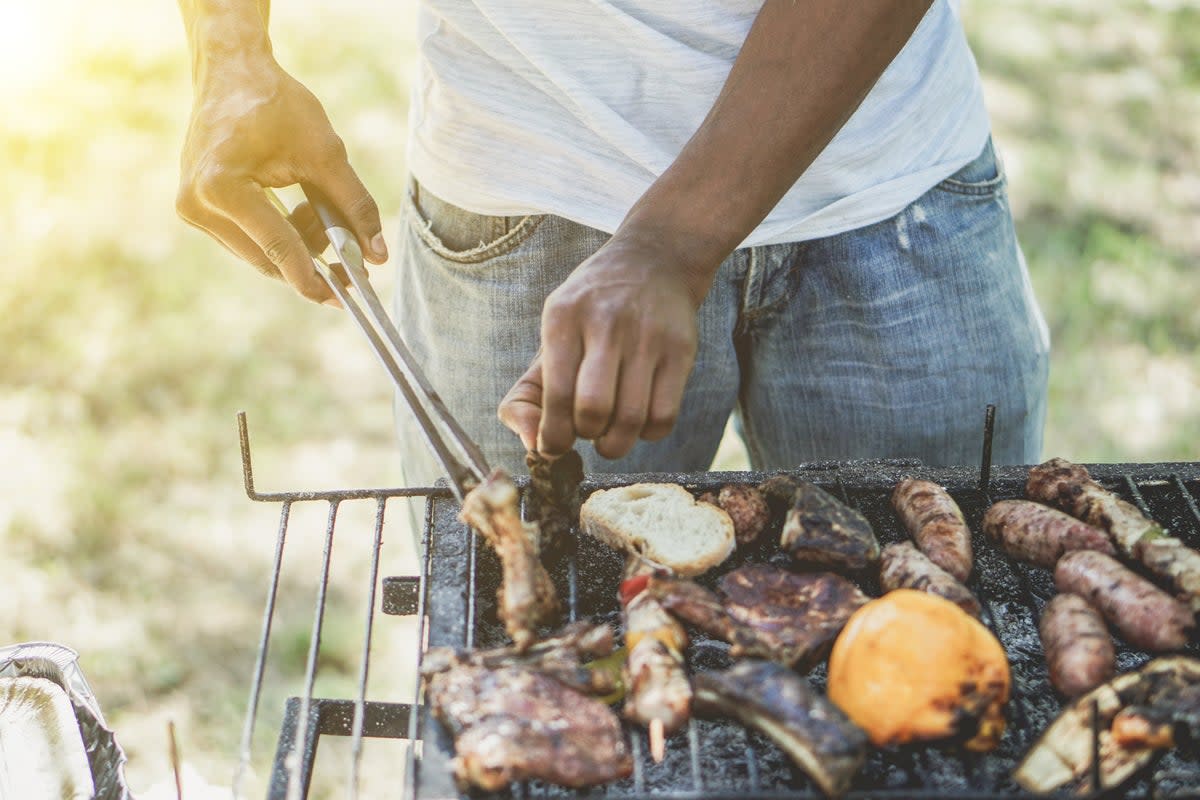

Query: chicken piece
[[426, 663, 633, 791], [619, 559, 692, 755], [891, 479, 973, 581], [781, 482, 880, 570], [693, 660, 868, 798], [879, 541, 981, 618], [649, 564, 868, 671], [524, 449, 584, 563], [459, 469, 559, 651]]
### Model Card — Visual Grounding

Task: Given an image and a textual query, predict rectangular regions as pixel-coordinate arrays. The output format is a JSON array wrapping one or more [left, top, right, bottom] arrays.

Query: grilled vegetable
[[459, 470, 560, 650], [1014, 656, 1200, 795], [890, 479, 973, 581], [981, 499, 1115, 568], [781, 482, 880, 570], [620, 559, 691, 760], [827, 589, 1010, 751], [648, 565, 869, 671], [1026, 458, 1161, 556], [693, 660, 868, 798], [879, 541, 981, 617], [1054, 550, 1194, 652], [1038, 593, 1114, 698]]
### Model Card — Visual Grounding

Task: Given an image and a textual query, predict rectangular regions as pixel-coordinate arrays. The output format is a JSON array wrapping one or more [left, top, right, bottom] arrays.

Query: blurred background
[[1, 1, 1196, 797]]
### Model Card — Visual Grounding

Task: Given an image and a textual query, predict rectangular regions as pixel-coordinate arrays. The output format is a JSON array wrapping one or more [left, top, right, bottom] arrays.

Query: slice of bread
[[580, 483, 735, 576]]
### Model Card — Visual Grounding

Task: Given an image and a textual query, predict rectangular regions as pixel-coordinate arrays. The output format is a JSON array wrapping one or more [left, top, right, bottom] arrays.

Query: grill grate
[[233, 411, 1200, 800]]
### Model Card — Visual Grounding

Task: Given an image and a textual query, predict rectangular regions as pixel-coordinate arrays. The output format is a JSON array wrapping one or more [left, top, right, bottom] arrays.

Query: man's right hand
[[176, 3, 386, 304]]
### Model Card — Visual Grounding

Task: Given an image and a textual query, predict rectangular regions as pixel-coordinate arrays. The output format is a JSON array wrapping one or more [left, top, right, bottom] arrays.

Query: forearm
[[178, 0, 273, 84], [619, 0, 934, 304]]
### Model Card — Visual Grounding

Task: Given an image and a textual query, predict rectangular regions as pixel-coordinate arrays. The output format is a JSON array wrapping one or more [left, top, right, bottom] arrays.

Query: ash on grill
[[231, 411, 1200, 800]]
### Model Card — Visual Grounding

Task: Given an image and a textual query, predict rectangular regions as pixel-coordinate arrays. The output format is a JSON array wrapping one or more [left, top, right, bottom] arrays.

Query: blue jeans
[[393, 138, 1049, 480]]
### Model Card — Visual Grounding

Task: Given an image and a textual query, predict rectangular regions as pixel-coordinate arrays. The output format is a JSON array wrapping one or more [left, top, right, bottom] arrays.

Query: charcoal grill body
[[253, 449, 1200, 799]]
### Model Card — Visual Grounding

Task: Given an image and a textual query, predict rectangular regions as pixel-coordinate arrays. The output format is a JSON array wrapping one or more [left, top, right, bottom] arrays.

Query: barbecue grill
[[231, 410, 1200, 800]]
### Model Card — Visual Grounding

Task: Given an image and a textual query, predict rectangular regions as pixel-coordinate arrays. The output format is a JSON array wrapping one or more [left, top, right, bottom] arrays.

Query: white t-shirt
[[407, 0, 990, 246]]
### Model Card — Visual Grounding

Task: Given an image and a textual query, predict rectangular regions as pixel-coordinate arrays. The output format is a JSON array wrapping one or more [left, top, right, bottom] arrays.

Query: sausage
[[1038, 593, 1115, 698], [982, 499, 1115, 568], [890, 479, 973, 582], [879, 541, 981, 618], [1054, 550, 1195, 652]]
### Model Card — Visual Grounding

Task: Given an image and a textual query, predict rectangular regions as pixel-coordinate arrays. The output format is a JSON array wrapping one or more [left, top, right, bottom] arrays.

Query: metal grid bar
[[346, 497, 387, 798]]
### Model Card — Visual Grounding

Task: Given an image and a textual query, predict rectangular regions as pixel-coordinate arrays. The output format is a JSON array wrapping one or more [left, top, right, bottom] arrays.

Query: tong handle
[[301, 182, 363, 270]]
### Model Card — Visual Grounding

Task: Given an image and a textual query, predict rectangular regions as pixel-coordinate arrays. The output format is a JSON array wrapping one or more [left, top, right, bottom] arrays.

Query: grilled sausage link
[[1054, 550, 1195, 652], [890, 479, 972, 582], [1038, 593, 1115, 698], [879, 541, 981, 618], [982, 499, 1115, 568]]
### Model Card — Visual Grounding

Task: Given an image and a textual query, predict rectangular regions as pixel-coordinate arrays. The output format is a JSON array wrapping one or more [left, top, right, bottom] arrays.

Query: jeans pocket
[[935, 137, 1007, 196], [405, 181, 545, 265]]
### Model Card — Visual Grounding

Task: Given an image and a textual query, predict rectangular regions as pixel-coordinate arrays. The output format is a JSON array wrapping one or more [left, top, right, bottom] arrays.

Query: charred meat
[[524, 448, 584, 563], [1054, 550, 1194, 652], [693, 659, 868, 798], [982, 499, 1114, 568], [891, 479, 973, 581], [1026, 458, 1161, 555], [649, 564, 868, 671], [781, 482, 880, 570], [879, 541, 981, 618], [459, 469, 559, 651], [1136, 534, 1200, 614], [700, 484, 771, 546], [1038, 593, 1114, 699]]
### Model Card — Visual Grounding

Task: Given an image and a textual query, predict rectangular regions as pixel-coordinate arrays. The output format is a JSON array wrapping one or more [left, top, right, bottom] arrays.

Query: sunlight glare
[[0, 5, 62, 99]]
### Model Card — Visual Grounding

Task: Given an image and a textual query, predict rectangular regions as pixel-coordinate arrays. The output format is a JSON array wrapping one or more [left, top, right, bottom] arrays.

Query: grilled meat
[[1111, 682, 1200, 750], [781, 482, 880, 570], [426, 662, 633, 791], [459, 469, 559, 651], [649, 564, 869, 671], [700, 484, 770, 546], [982, 499, 1115, 568], [1014, 656, 1200, 795], [620, 559, 692, 749], [1026, 458, 1161, 555], [891, 479, 973, 581], [525, 448, 584, 563], [1054, 550, 1194, 652], [879, 541, 981, 617], [1136, 534, 1200, 614], [693, 660, 868, 798], [1038, 593, 1114, 698]]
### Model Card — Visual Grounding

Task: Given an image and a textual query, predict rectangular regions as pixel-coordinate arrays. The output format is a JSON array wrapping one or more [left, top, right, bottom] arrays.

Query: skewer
[[649, 717, 666, 763], [168, 719, 183, 800]]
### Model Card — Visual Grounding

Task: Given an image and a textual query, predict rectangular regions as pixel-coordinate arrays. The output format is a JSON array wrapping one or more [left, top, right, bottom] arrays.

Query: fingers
[[498, 359, 544, 452], [230, 182, 334, 303], [537, 326, 584, 457], [642, 353, 693, 442], [310, 152, 388, 264], [593, 353, 655, 459], [573, 346, 620, 441]]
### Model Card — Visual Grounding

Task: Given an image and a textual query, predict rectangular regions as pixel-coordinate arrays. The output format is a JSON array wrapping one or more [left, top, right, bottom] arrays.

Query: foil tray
[[0, 642, 132, 800]]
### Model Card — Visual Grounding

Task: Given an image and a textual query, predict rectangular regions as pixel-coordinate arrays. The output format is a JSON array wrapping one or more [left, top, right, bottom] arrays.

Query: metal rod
[[465, 523, 479, 650], [346, 497, 388, 800], [978, 404, 996, 492], [1121, 473, 1157, 523], [405, 495, 438, 799], [1089, 698, 1102, 794], [286, 500, 341, 800], [687, 721, 704, 792], [233, 499, 292, 799], [1173, 473, 1200, 527]]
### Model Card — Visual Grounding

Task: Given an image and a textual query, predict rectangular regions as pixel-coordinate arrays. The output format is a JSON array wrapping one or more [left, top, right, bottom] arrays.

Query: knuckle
[[174, 188, 200, 221], [261, 237, 293, 265]]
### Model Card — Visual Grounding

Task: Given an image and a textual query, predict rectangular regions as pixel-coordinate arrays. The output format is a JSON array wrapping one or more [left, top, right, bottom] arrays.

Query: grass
[[0, 1, 1196, 798]]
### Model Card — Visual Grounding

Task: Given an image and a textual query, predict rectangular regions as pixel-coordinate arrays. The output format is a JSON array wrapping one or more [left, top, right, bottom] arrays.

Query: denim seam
[[407, 195, 546, 265], [935, 175, 1007, 196]]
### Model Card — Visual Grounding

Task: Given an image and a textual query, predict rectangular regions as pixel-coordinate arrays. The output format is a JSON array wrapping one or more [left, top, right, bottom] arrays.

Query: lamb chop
[[619, 558, 692, 762], [648, 564, 869, 671], [423, 621, 633, 791], [459, 469, 559, 651], [693, 660, 868, 798]]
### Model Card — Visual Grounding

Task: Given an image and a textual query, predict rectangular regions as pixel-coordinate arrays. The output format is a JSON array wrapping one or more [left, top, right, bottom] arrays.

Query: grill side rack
[[231, 410, 1200, 800]]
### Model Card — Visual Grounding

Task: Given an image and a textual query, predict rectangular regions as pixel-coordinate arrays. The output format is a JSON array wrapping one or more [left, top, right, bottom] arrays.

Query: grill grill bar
[[233, 410, 1200, 800]]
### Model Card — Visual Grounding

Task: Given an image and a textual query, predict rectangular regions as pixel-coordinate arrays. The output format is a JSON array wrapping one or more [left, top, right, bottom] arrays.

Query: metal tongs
[[268, 185, 489, 502]]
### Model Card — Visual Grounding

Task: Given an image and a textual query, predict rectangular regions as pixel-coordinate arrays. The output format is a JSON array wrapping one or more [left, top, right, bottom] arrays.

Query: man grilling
[[176, 0, 1049, 479]]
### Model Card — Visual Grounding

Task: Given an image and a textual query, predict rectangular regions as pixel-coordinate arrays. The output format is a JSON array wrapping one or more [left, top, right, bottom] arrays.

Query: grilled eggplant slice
[[693, 660, 868, 798], [1014, 656, 1200, 795], [781, 482, 880, 570]]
